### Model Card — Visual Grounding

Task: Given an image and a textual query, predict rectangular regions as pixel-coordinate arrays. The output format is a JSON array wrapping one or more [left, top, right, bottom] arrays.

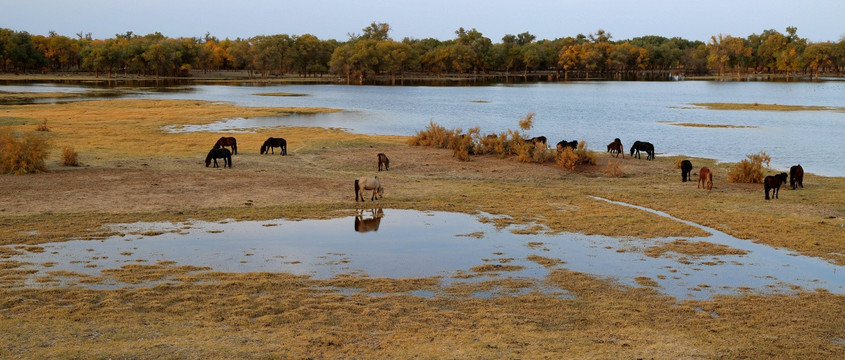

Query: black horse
[[680, 160, 693, 182], [789, 164, 804, 189], [260, 137, 287, 155], [556, 140, 578, 152], [205, 148, 232, 168], [764, 172, 788, 200], [630, 141, 655, 160]]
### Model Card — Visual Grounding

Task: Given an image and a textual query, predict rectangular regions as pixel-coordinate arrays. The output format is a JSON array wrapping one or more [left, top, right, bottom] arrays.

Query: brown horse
[[213, 136, 238, 155], [355, 176, 384, 202], [377, 153, 389, 171], [606, 138, 624, 158], [698, 167, 713, 190], [260, 137, 287, 155], [354, 208, 384, 233], [764, 173, 788, 200], [789, 164, 804, 189]]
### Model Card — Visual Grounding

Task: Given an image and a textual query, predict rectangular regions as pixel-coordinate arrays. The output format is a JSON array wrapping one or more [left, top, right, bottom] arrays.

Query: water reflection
[[3, 209, 843, 300], [354, 208, 384, 233]]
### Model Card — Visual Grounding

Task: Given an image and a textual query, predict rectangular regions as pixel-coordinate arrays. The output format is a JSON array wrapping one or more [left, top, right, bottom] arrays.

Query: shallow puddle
[[4, 207, 843, 299]]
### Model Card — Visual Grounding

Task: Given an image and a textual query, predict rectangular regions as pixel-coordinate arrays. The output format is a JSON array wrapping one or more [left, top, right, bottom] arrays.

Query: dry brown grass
[[1, 98, 844, 358]]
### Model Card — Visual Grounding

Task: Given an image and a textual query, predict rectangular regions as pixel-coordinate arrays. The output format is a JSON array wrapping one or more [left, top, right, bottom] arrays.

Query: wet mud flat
[[5, 205, 842, 300]]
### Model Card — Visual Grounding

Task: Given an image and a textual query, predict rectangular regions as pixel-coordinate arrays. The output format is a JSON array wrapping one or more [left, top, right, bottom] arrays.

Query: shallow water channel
[[7, 205, 844, 300]]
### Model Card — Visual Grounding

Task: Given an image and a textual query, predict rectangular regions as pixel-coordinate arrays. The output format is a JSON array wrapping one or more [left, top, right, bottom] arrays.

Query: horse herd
[[204, 136, 287, 168], [205, 135, 806, 202]]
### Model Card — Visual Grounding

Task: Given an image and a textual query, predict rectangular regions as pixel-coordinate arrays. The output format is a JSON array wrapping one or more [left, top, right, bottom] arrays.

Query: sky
[[2, 0, 844, 43]]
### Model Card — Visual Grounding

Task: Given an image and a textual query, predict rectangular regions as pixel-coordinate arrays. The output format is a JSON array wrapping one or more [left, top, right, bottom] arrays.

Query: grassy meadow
[[0, 95, 843, 358]]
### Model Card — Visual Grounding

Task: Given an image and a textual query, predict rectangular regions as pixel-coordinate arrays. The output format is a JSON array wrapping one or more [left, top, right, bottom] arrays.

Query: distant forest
[[1, 23, 843, 82]]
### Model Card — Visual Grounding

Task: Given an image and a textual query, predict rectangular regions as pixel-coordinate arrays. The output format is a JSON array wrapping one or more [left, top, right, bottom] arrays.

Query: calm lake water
[[3, 80, 844, 176]]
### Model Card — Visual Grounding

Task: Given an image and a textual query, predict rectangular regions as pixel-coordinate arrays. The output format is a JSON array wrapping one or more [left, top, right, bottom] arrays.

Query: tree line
[[1, 23, 843, 82]]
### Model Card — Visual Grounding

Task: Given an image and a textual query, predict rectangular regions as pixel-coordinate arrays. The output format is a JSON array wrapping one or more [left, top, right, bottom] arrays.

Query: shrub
[[408, 120, 452, 148], [605, 160, 623, 177], [62, 146, 80, 166], [557, 146, 578, 170], [451, 127, 479, 162], [518, 112, 535, 131], [0, 131, 50, 174], [728, 151, 771, 183], [36, 119, 50, 132], [557, 141, 597, 170]]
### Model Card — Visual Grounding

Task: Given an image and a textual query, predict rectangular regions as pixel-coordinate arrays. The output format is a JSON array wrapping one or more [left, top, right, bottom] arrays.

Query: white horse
[[355, 176, 384, 202]]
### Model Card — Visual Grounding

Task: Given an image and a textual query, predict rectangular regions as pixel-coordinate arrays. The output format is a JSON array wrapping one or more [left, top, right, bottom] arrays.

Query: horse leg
[[765, 185, 770, 200]]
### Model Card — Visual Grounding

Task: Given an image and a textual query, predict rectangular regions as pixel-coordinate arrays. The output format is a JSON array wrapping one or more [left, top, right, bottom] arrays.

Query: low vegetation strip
[[692, 102, 845, 112]]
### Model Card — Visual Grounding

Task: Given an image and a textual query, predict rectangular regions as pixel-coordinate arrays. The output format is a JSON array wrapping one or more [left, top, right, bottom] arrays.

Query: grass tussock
[[0, 130, 50, 174], [605, 160, 623, 177], [728, 151, 771, 183], [35, 119, 49, 132], [61, 146, 80, 166]]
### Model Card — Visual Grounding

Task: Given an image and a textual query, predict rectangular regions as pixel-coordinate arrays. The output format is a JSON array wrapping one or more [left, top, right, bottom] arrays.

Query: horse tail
[[232, 138, 238, 155], [354, 179, 360, 202]]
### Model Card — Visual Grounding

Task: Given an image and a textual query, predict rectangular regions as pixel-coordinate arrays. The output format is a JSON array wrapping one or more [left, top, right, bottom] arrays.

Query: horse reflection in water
[[354, 208, 384, 233]]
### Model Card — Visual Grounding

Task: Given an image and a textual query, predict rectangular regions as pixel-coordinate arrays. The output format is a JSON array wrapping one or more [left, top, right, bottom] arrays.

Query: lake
[[3, 80, 844, 176]]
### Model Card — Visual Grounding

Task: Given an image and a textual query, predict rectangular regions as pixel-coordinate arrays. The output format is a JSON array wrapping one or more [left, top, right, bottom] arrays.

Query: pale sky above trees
[[3, 0, 843, 43]]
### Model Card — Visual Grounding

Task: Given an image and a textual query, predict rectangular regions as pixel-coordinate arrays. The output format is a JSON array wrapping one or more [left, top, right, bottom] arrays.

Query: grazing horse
[[790, 164, 804, 189], [527, 136, 547, 147], [355, 176, 384, 202], [764, 173, 788, 200], [377, 153, 390, 171], [213, 136, 238, 155], [680, 160, 693, 182], [630, 141, 655, 160], [260, 137, 287, 155], [606, 138, 624, 158], [205, 148, 232, 168], [354, 208, 384, 233], [698, 166, 713, 190], [556, 140, 578, 152]]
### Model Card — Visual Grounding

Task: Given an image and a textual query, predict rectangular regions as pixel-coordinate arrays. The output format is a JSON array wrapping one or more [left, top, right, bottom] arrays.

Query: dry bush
[[605, 160, 623, 177], [557, 141, 597, 170], [518, 112, 535, 131], [408, 120, 452, 148], [575, 141, 597, 165], [62, 146, 80, 166], [36, 119, 50, 132], [557, 146, 579, 170], [451, 127, 479, 162], [728, 151, 771, 183], [0, 131, 50, 174]]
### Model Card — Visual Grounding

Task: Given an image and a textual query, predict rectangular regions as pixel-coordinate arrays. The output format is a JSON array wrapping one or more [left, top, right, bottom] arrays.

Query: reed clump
[[0, 130, 50, 174], [61, 146, 80, 166], [728, 151, 771, 183]]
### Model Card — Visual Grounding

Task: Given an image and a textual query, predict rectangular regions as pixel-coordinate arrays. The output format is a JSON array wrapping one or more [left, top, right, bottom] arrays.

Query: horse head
[[260, 144, 266, 154]]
